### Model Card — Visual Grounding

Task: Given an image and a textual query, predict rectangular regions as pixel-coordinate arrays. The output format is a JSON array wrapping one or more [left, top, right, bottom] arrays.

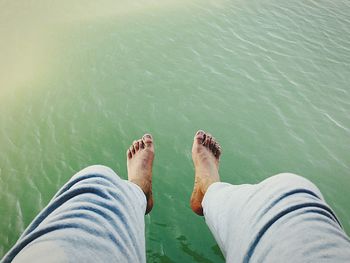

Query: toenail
[[143, 134, 152, 139], [196, 130, 204, 135]]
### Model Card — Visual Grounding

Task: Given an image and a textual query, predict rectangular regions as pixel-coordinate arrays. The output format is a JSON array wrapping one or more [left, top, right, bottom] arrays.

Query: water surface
[[1, 0, 350, 261]]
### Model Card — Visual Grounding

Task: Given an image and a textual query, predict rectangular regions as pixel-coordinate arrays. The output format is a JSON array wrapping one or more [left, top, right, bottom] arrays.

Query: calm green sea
[[1, 0, 349, 261]]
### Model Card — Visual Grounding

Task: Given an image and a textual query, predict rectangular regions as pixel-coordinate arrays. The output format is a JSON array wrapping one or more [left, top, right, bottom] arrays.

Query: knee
[[77, 165, 116, 176], [264, 173, 323, 200], [71, 165, 121, 183]]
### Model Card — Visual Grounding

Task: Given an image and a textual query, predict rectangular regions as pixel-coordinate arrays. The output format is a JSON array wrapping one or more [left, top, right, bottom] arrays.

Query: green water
[[1, 0, 350, 261]]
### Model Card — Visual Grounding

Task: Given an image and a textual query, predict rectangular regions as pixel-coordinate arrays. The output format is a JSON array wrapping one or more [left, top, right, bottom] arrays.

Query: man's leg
[[191, 130, 350, 262], [2, 134, 154, 263]]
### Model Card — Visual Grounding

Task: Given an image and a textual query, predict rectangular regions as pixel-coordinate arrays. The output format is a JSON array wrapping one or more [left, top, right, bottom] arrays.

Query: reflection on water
[[1, 0, 350, 261]]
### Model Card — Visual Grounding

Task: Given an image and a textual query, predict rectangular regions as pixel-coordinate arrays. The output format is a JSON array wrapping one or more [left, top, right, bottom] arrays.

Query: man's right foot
[[190, 130, 221, 216], [127, 134, 154, 215]]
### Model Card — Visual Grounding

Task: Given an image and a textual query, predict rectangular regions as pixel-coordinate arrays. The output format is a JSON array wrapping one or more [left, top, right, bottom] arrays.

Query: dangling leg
[[3, 134, 155, 263]]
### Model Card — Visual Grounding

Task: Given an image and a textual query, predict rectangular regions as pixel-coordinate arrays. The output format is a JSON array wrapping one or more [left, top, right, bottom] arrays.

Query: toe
[[140, 140, 145, 149], [205, 134, 212, 147], [212, 142, 219, 156], [215, 143, 221, 158], [130, 145, 135, 155], [209, 137, 216, 150], [142, 134, 153, 148], [214, 142, 220, 151], [194, 130, 206, 144], [133, 140, 140, 151], [137, 139, 143, 150], [127, 149, 132, 159]]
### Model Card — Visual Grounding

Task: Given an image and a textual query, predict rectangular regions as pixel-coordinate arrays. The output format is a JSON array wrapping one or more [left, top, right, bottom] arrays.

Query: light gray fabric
[[203, 173, 350, 262], [2, 165, 146, 263], [3, 168, 350, 263]]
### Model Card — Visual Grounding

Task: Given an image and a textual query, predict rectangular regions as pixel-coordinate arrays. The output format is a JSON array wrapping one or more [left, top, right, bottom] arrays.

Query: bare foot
[[127, 134, 154, 214], [191, 130, 221, 216]]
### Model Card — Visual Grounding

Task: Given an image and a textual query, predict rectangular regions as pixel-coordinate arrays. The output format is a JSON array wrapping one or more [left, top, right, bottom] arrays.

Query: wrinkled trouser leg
[[2, 165, 147, 263], [202, 173, 350, 262]]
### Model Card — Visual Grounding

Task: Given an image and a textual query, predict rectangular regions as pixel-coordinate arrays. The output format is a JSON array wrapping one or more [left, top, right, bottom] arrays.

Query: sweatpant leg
[[202, 173, 350, 263], [2, 165, 147, 263]]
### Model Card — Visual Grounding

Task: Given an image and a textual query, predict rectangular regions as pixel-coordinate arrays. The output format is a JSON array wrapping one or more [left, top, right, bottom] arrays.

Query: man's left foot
[[127, 134, 154, 214], [191, 130, 221, 216]]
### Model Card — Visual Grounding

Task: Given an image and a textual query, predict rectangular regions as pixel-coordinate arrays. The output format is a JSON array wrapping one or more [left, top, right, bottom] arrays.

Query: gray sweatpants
[[203, 174, 350, 262], [2, 166, 350, 262]]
